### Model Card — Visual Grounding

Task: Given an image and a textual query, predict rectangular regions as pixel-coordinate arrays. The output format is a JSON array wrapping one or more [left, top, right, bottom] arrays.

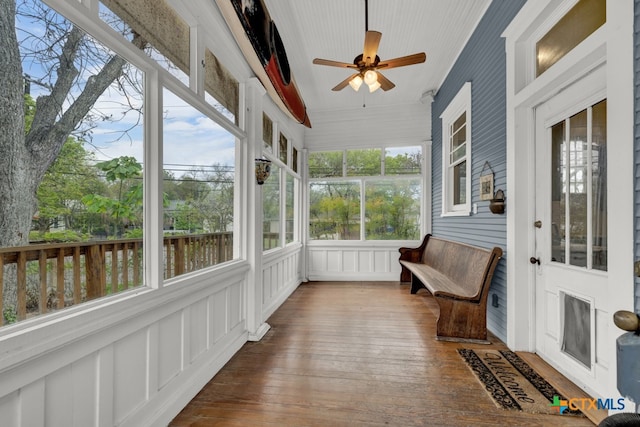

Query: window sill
[[441, 210, 471, 217]]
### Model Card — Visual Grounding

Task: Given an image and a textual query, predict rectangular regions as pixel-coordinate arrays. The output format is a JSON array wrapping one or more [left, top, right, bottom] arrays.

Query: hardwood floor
[[170, 281, 599, 426]]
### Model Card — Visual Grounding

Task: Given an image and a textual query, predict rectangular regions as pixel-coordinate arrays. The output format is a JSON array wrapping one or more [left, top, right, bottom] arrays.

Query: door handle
[[529, 257, 540, 265]]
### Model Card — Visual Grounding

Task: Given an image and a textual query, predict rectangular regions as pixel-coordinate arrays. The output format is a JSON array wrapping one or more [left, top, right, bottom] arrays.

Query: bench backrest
[[421, 236, 502, 300]]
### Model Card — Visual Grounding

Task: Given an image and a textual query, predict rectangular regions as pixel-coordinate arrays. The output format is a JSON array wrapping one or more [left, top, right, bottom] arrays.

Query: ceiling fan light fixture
[[349, 75, 363, 91], [363, 69, 378, 85], [368, 80, 381, 93]]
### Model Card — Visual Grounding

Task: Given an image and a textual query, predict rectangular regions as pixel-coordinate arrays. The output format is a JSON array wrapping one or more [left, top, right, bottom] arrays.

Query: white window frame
[[440, 82, 472, 216]]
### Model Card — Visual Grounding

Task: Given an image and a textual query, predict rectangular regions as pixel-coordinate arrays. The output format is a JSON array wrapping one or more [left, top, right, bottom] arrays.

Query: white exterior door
[[533, 66, 611, 396]]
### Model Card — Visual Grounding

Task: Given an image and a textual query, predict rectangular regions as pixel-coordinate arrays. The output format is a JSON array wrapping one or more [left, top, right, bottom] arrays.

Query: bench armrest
[[398, 234, 431, 282], [399, 234, 431, 261]]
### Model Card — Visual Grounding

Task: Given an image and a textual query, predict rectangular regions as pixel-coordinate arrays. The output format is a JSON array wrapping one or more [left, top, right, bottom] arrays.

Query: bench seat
[[399, 234, 502, 343], [400, 262, 478, 300]]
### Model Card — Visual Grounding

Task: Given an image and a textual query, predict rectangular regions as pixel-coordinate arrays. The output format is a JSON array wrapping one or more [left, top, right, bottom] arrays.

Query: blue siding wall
[[431, 0, 526, 342], [635, 0, 640, 313]]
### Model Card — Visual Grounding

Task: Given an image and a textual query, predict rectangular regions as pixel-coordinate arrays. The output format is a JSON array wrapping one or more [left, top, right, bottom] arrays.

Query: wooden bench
[[398, 234, 503, 344]]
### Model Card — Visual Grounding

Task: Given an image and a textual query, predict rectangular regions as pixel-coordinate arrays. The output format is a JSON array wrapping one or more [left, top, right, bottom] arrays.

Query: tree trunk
[[0, 0, 32, 247]]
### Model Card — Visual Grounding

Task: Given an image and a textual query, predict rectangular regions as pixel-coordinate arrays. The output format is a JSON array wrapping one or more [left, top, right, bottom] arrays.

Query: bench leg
[[433, 297, 490, 344], [410, 273, 426, 294]]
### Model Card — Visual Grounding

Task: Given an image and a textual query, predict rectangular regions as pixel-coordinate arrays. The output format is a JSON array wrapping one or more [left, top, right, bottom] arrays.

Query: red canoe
[[216, 0, 312, 128]]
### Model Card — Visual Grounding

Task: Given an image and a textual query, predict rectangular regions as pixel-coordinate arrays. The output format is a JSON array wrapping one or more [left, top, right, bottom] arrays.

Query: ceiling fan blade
[[332, 73, 361, 91], [313, 58, 358, 69], [376, 72, 395, 91], [377, 52, 426, 69], [363, 31, 382, 65]]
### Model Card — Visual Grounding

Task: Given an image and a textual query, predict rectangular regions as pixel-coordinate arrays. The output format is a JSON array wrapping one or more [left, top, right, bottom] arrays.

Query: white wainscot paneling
[[307, 242, 408, 281], [0, 262, 251, 427], [0, 391, 19, 426], [262, 244, 303, 320], [158, 311, 183, 389], [46, 354, 96, 426], [114, 329, 148, 424], [212, 288, 229, 344], [327, 251, 342, 272], [189, 298, 209, 362], [342, 251, 357, 272]]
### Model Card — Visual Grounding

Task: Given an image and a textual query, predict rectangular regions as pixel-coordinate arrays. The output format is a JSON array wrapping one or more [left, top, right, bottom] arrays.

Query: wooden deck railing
[[0, 232, 232, 325]]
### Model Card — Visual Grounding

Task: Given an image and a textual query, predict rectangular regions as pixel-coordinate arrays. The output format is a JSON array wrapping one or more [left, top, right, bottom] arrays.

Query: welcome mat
[[458, 349, 583, 416]]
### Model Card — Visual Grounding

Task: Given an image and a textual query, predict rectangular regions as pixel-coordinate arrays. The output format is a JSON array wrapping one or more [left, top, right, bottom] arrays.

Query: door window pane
[[569, 110, 588, 267], [549, 101, 606, 271], [551, 122, 566, 263], [591, 100, 607, 271]]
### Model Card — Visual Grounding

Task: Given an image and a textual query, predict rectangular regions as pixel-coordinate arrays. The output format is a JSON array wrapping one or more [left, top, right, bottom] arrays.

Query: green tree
[[35, 137, 104, 235], [82, 156, 143, 237]]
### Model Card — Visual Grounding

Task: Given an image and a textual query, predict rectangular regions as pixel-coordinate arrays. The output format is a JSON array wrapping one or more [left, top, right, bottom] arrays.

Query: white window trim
[[440, 82, 472, 216]]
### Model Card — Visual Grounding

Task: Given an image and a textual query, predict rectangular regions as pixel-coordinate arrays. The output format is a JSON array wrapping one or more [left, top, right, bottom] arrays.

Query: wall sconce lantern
[[255, 158, 272, 185]]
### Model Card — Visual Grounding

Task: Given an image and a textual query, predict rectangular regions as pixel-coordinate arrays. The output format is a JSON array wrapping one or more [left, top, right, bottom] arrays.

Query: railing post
[[17, 252, 26, 321], [56, 249, 65, 309], [73, 246, 81, 305], [175, 238, 185, 276], [39, 250, 47, 313], [85, 244, 104, 300]]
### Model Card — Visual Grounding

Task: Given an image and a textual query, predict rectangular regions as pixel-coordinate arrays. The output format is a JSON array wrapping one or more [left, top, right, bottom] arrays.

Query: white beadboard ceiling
[[261, 0, 491, 114]]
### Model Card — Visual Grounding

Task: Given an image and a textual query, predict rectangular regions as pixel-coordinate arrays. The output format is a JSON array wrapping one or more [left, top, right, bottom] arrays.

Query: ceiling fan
[[312, 0, 426, 93]]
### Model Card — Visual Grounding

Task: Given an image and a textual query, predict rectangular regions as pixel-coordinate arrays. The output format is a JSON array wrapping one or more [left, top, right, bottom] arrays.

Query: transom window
[[536, 0, 606, 77]]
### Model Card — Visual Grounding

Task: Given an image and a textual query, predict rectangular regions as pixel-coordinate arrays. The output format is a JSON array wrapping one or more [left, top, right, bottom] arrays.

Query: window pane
[[163, 88, 235, 280], [309, 182, 361, 240], [451, 144, 466, 164], [2, 1, 145, 324], [263, 165, 281, 250], [365, 179, 421, 240], [286, 173, 295, 244], [263, 114, 273, 153], [292, 147, 298, 173], [385, 146, 422, 175], [453, 161, 467, 205], [451, 124, 466, 153], [591, 100, 607, 271], [204, 49, 239, 125], [309, 151, 343, 178], [279, 133, 288, 164], [536, 0, 606, 77], [346, 149, 381, 176], [568, 110, 587, 267]]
